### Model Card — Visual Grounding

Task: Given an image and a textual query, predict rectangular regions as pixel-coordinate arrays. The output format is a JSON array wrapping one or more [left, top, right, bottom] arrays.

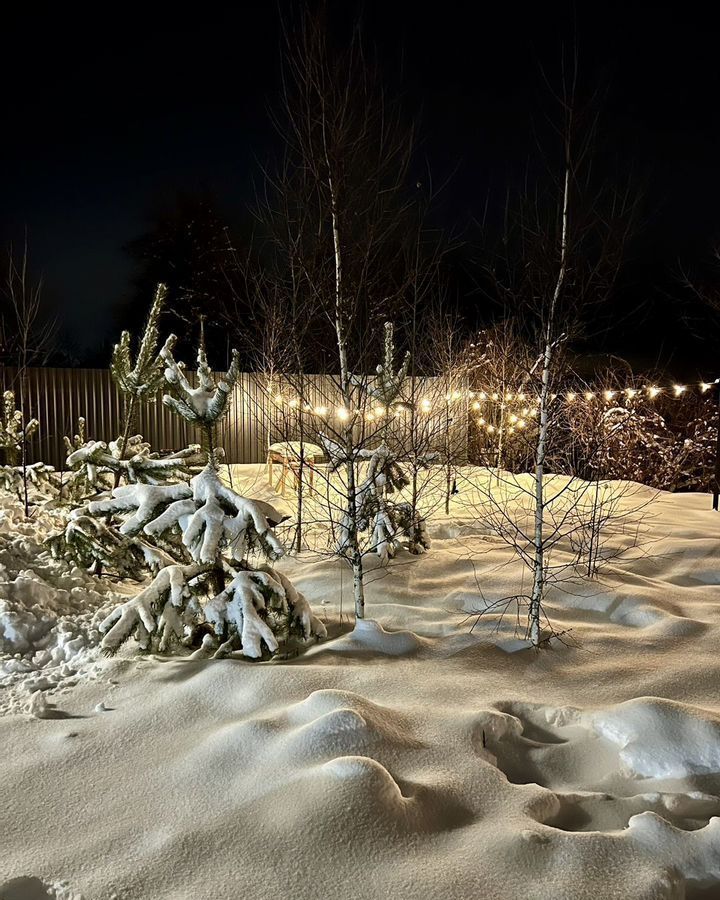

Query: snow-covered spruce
[[354, 321, 411, 407], [0, 390, 54, 501], [0, 389, 38, 468], [96, 465, 326, 657], [320, 322, 427, 565], [94, 337, 325, 658], [160, 338, 240, 433]]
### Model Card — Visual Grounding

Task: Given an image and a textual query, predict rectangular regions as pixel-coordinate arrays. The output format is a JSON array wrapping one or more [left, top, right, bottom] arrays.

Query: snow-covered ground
[[2, 468, 720, 899]]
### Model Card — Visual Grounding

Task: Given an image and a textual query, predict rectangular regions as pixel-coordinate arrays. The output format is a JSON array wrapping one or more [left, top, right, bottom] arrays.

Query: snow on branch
[[160, 338, 240, 426]]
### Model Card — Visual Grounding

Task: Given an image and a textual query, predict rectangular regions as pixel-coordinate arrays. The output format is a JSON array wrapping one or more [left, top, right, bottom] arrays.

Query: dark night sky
[[2, 2, 720, 370]]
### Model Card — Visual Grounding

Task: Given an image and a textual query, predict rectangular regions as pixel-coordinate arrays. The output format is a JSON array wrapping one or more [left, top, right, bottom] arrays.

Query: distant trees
[[122, 193, 243, 364]]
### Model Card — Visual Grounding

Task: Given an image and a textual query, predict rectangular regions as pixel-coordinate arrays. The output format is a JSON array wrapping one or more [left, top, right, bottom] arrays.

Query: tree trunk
[[327, 166, 365, 620], [528, 157, 570, 647]]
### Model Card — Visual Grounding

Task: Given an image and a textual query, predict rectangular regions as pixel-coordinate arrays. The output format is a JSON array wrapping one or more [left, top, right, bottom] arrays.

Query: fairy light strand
[[264, 378, 720, 421]]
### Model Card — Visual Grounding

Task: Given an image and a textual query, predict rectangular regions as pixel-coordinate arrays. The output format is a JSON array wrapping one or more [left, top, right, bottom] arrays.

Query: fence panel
[[0, 367, 467, 469]]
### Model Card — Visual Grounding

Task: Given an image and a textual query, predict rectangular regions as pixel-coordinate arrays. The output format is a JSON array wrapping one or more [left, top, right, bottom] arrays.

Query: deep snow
[[2, 468, 720, 899]]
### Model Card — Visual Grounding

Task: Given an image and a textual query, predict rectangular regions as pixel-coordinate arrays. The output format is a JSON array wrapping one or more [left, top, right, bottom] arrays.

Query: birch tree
[[471, 56, 637, 646], [261, 9, 416, 620]]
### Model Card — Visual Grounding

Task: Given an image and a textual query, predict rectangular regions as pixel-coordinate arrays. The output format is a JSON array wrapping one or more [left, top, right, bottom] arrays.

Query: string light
[[265, 378, 718, 420]]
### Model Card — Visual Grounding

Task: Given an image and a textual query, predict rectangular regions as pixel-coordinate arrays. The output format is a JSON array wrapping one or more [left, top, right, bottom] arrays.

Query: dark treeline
[[3, 2, 720, 376]]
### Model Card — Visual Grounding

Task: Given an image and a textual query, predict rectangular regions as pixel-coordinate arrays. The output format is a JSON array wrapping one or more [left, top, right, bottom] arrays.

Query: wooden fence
[[0, 367, 469, 469]]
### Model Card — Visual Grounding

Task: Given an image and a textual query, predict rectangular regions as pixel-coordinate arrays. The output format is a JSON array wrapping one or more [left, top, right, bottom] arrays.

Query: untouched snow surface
[[2, 469, 720, 898]]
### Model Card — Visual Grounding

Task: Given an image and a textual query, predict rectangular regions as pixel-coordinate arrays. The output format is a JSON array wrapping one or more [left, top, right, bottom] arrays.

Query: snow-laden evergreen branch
[[160, 339, 240, 426], [110, 283, 168, 400]]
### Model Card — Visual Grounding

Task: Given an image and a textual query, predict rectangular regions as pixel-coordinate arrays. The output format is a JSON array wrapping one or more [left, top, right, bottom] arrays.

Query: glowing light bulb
[[604, 390, 615, 401], [337, 407, 349, 421], [701, 382, 712, 393], [421, 398, 431, 412], [585, 392, 595, 400], [673, 384, 686, 396], [491, 392, 499, 401], [648, 386, 660, 399], [566, 392, 576, 401], [288, 398, 299, 408], [472, 401, 481, 410], [314, 406, 328, 416]]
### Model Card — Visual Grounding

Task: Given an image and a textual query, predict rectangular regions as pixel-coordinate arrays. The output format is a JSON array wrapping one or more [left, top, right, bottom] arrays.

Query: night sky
[[2, 2, 719, 371]]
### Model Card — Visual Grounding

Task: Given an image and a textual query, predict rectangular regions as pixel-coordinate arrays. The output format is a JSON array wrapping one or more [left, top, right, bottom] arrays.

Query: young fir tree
[[110, 283, 169, 484], [0, 389, 54, 498], [0, 389, 38, 466], [321, 322, 427, 566], [88, 335, 326, 658]]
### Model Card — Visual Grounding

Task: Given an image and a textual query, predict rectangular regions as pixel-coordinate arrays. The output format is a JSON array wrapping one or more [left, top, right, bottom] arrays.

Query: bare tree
[[251, 8, 418, 620], [469, 54, 638, 646], [2, 238, 55, 515]]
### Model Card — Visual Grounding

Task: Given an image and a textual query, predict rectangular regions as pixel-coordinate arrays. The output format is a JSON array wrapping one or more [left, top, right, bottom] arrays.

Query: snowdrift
[[2, 474, 720, 898]]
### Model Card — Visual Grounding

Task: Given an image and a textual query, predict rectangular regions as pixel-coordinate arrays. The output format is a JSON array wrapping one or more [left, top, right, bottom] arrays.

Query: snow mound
[[629, 813, 720, 893], [313, 755, 471, 834], [282, 689, 422, 755], [0, 503, 121, 710], [325, 618, 426, 656], [589, 697, 720, 779]]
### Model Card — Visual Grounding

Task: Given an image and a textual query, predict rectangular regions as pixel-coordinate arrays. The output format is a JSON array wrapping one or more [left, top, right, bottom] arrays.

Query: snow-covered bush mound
[[0, 499, 120, 709]]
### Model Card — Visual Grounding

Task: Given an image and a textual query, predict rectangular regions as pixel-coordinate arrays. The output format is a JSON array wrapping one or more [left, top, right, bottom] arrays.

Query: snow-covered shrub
[[560, 386, 718, 492]]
